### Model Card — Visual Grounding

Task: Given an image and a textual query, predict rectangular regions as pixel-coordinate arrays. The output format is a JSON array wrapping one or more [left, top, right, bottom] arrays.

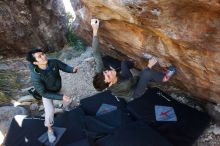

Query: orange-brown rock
[[74, 0, 220, 103]]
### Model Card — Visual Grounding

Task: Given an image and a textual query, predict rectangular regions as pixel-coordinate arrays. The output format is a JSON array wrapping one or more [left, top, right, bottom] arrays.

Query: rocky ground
[[0, 46, 219, 146]]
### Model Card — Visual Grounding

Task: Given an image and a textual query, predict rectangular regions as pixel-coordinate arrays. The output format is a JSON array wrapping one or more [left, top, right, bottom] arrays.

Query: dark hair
[[93, 72, 109, 91], [26, 48, 43, 64]]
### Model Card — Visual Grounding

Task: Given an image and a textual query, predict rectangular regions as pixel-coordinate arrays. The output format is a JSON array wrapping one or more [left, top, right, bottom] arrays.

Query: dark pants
[[121, 61, 164, 99]]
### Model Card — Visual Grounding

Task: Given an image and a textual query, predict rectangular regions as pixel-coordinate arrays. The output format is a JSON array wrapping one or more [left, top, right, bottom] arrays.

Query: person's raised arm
[[91, 19, 104, 72]]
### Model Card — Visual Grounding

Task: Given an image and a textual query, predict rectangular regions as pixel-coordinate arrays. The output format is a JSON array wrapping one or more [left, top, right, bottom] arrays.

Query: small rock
[[195, 105, 203, 111], [39, 105, 44, 111], [20, 101, 32, 106], [53, 100, 63, 108], [71, 96, 80, 107], [54, 108, 64, 114], [84, 57, 94, 63], [0, 64, 8, 70], [214, 104, 220, 113], [213, 125, 220, 135], [45, 0, 53, 10], [20, 87, 33, 93], [206, 103, 220, 125], [202, 135, 213, 142], [30, 103, 39, 111], [18, 95, 36, 103], [41, 113, 45, 117], [16, 0, 25, 3]]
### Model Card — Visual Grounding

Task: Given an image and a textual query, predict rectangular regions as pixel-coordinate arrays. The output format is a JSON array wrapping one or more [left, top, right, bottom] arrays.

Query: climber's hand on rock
[[91, 19, 99, 36], [91, 19, 99, 28], [148, 57, 157, 69]]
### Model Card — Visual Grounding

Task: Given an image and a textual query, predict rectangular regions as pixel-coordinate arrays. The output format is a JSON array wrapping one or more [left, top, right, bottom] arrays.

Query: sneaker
[[163, 66, 176, 82], [48, 130, 56, 143]]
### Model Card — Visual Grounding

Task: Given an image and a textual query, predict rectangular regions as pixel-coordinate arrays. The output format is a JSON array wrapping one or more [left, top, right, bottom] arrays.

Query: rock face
[[72, 0, 220, 103], [1, 0, 219, 103], [0, 0, 67, 57]]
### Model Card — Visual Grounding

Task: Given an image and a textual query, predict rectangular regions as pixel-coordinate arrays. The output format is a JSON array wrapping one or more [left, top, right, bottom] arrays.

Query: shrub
[[65, 28, 85, 51]]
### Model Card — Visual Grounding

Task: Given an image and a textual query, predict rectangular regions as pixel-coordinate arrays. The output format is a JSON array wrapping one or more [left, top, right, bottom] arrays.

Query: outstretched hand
[[148, 57, 157, 68], [91, 19, 99, 36], [73, 66, 78, 73], [91, 19, 99, 28]]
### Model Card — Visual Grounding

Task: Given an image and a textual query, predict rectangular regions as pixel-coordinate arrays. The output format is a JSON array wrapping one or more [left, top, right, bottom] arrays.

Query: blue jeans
[[121, 61, 164, 99]]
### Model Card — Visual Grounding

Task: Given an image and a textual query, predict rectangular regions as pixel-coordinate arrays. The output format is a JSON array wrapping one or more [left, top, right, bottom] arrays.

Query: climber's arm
[[91, 19, 104, 72]]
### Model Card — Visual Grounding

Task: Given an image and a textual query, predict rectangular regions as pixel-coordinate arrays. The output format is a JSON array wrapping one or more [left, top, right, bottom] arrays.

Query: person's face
[[33, 52, 48, 66], [103, 69, 117, 85]]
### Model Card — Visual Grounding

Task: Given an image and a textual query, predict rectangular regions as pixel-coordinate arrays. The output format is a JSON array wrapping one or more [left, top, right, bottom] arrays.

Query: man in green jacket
[[26, 48, 78, 143], [91, 19, 176, 102]]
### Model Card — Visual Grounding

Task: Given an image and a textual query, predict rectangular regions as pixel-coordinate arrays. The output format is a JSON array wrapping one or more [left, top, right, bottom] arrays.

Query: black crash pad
[[127, 87, 211, 146]]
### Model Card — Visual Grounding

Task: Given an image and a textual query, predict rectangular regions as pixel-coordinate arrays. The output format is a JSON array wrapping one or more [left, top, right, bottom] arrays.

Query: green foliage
[[0, 70, 20, 104], [65, 28, 85, 51], [65, 12, 85, 51], [0, 91, 10, 104]]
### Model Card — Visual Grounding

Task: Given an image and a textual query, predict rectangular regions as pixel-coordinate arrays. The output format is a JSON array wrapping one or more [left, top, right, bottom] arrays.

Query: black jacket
[[29, 59, 74, 100]]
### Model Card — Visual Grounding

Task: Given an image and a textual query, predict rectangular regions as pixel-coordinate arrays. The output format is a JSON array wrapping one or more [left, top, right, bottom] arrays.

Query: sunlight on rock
[[14, 115, 27, 127], [62, 0, 76, 23], [0, 130, 4, 145]]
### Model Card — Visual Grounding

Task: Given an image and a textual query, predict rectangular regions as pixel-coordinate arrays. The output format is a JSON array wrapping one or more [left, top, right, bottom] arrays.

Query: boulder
[[70, 0, 220, 103], [0, 0, 67, 57]]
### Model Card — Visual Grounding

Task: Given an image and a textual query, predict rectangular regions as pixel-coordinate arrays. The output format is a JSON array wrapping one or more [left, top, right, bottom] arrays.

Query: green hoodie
[[29, 59, 74, 100]]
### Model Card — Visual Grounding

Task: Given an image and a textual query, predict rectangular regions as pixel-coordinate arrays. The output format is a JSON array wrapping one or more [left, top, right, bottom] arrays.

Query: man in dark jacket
[[26, 48, 78, 143], [91, 19, 176, 102]]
